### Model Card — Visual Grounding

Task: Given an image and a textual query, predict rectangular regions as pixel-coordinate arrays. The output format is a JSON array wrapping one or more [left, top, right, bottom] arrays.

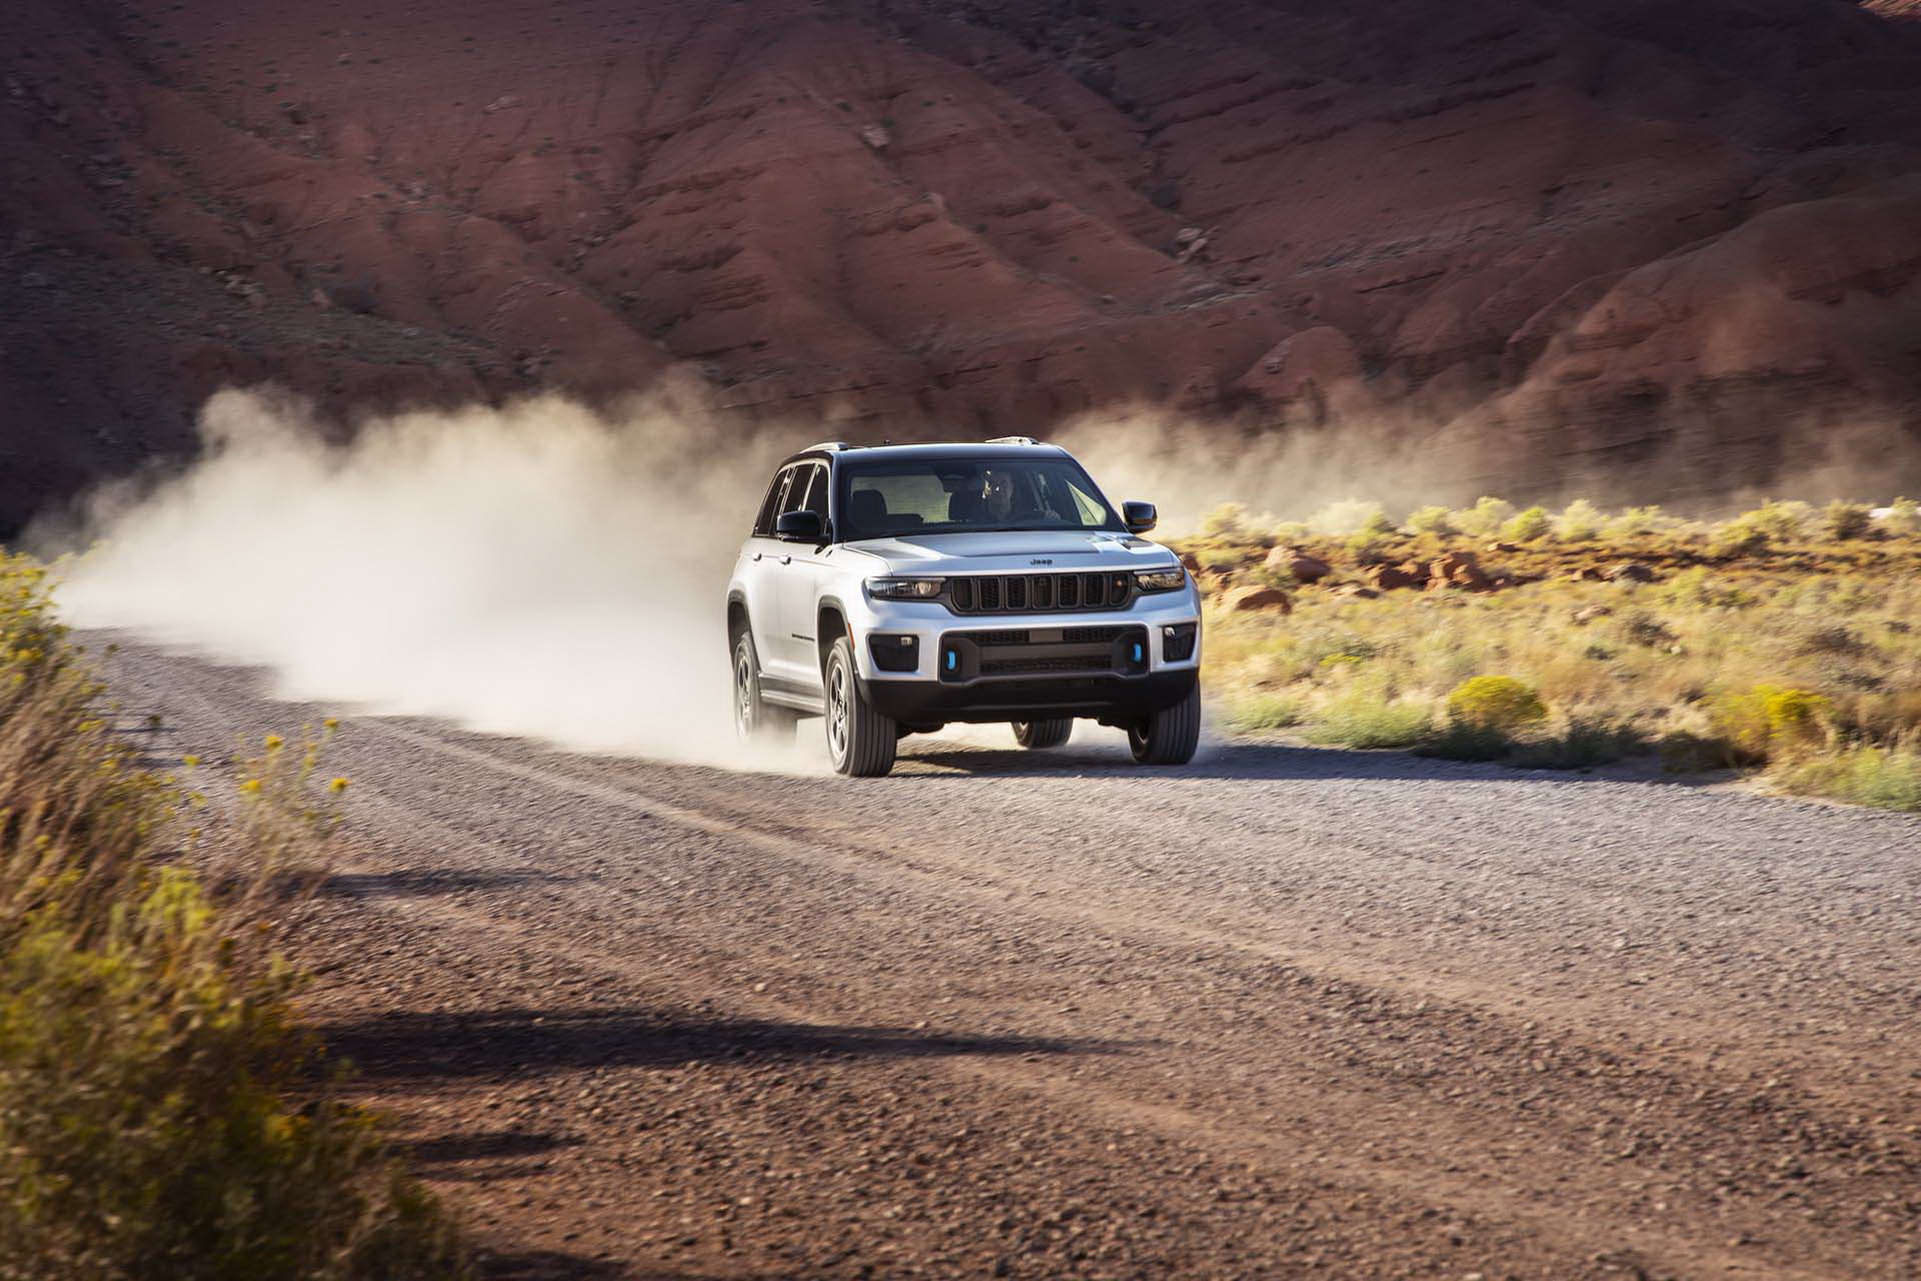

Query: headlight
[[866, 577, 945, 600], [1135, 567, 1186, 593]]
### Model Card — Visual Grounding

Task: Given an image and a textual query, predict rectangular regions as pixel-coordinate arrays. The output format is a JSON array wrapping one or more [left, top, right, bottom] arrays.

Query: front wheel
[[1013, 719, 1073, 749], [1128, 684, 1201, 765], [732, 631, 796, 744], [824, 638, 897, 777]]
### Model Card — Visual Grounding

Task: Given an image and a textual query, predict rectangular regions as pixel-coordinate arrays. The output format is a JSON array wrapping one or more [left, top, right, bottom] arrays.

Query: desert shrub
[[1718, 500, 1813, 553], [1200, 501, 1249, 539], [1444, 675, 1547, 730], [1601, 505, 1681, 539], [0, 555, 464, 1280], [1415, 718, 1514, 761], [1222, 691, 1306, 732], [1654, 567, 1755, 610], [1881, 496, 1920, 536], [1707, 522, 1771, 559], [1270, 519, 1311, 544], [1306, 689, 1432, 749], [1454, 496, 1514, 538], [1343, 510, 1398, 563], [1506, 717, 1646, 770], [1709, 683, 1829, 761], [1553, 499, 1604, 542], [1500, 506, 1552, 543], [1197, 546, 1243, 573], [1771, 740, 1921, 812], [1822, 499, 1873, 541], [1404, 505, 1454, 537]]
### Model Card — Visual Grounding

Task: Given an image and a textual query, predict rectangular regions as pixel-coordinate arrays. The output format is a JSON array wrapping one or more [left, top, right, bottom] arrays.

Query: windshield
[[836, 456, 1123, 541]]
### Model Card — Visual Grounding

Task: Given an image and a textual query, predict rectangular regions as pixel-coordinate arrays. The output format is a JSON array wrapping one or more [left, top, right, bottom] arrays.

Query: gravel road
[[101, 637, 1921, 1279]]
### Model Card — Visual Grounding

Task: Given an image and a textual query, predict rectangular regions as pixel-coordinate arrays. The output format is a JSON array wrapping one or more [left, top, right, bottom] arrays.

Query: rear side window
[[752, 467, 796, 536], [796, 465, 829, 517]]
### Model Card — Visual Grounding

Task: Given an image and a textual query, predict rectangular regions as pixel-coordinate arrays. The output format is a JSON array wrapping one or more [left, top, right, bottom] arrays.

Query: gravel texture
[[101, 638, 1921, 1279]]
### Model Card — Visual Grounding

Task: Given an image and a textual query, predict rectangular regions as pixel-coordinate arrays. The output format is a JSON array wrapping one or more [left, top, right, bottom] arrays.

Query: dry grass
[[0, 554, 466, 1279], [1186, 498, 1921, 808]]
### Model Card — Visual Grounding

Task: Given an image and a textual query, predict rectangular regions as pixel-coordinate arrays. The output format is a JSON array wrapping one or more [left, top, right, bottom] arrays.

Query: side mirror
[[1122, 501, 1158, 534], [775, 510, 826, 543]]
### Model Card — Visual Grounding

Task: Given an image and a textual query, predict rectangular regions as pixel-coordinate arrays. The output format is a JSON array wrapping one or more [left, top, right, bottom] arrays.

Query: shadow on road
[[893, 738, 1727, 787], [316, 868, 576, 899], [319, 1009, 1098, 1084], [397, 1128, 583, 1185]]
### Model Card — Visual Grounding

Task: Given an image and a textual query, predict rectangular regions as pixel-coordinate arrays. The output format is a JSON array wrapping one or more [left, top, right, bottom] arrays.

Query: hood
[[843, 528, 1176, 572]]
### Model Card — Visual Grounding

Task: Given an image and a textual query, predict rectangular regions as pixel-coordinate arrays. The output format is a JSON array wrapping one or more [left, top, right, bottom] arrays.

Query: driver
[[980, 467, 1024, 523]]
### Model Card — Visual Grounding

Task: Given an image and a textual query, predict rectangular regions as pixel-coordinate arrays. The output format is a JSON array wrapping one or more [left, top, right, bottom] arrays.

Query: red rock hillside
[[5, 0, 1921, 529]]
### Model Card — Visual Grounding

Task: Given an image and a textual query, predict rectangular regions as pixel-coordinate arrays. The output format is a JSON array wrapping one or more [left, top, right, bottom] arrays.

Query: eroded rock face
[[4, 0, 1921, 530]]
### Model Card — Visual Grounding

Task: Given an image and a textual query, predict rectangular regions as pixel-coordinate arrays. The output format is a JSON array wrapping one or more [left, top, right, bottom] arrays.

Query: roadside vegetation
[[0, 554, 465, 1279], [1181, 497, 1921, 812]]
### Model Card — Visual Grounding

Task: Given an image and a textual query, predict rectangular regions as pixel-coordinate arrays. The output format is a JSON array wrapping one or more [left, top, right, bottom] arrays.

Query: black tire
[[732, 631, 796, 744], [1128, 683, 1201, 765], [823, 637, 897, 777], [1012, 718, 1073, 749]]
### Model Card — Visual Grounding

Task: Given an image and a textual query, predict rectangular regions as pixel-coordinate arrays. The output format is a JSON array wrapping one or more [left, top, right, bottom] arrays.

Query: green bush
[[1200, 501, 1248, 540], [1553, 499, 1604, 542], [1499, 506, 1552, 543], [0, 555, 464, 1280], [1306, 691, 1432, 749], [1772, 741, 1921, 812], [1822, 499, 1872, 541], [1444, 675, 1547, 731], [1600, 505, 1680, 539], [1222, 691, 1306, 732], [1404, 505, 1454, 536], [1883, 496, 1919, 536], [1709, 683, 1829, 761], [1453, 496, 1514, 538]]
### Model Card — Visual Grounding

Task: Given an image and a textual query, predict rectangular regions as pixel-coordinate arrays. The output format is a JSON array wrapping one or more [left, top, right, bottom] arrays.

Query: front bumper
[[848, 587, 1201, 726], [861, 668, 1198, 726]]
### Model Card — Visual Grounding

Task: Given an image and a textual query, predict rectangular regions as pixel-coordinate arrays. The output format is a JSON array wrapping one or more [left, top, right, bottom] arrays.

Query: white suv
[[725, 438, 1202, 776]]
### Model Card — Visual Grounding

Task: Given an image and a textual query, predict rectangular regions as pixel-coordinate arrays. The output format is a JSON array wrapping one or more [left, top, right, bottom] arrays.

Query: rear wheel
[[732, 631, 796, 744], [824, 637, 897, 777], [1128, 684, 1201, 765], [1012, 719, 1073, 749]]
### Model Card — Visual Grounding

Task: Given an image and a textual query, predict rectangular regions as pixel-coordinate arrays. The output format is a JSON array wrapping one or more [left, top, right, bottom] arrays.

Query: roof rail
[[984, 435, 1043, 446], [802, 440, 851, 452]]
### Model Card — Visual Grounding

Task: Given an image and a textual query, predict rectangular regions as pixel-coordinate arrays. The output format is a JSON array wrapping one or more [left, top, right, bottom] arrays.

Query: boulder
[[1332, 583, 1381, 599], [1608, 561, 1658, 583], [1262, 545, 1332, 583], [1363, 562, 1425, 591], [1219, 584, 1292, 613], [1571, 604, 1614, 624], [1428, 550, 1490, 591]]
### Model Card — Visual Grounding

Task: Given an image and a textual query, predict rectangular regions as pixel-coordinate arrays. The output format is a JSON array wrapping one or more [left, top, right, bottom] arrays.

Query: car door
[[740, 464, 798, 680], [776, 463, 835, 684]]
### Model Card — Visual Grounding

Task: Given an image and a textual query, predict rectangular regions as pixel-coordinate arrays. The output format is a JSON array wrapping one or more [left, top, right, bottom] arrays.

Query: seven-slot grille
[[948, 571, 1134, 615]]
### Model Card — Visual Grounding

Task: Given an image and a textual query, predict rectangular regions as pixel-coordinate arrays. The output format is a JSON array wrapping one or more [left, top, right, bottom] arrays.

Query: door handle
[[751, 552, 763, 561], [779, 555, 792, 565]]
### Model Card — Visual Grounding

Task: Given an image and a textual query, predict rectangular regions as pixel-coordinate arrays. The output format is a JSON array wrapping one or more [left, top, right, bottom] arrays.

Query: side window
[[753, 467, 796, 537], [797, 465, 829, 518], [776, 465, 816, 518]]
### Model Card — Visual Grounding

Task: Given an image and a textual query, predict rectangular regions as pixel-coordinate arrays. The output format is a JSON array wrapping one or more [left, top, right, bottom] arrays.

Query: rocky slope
[[6, 0, 1921, 529]]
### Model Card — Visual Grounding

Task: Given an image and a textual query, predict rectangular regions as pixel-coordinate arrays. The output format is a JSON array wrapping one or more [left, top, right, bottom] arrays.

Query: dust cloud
[[52, 388, 820, 770]]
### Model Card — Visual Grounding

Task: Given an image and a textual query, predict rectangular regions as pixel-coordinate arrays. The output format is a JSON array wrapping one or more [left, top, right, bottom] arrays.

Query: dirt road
[[104, 638, 1921, 1279]]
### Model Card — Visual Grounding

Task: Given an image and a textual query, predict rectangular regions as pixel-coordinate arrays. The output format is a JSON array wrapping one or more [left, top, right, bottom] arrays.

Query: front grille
[[948, 572, 1134, 615], [939, 625, 1150, 683]]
